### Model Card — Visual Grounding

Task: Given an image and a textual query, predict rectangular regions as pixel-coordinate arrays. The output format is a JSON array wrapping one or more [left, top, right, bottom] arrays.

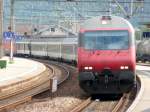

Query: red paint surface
[[78, 28, 135, 74], [78, 47, 136, 73]]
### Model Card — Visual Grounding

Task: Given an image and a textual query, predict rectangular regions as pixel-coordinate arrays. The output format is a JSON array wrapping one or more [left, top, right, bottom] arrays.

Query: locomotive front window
[[81, 30, 129, 50]]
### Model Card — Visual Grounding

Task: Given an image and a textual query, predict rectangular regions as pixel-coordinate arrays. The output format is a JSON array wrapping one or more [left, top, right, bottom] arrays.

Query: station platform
[[0, 57, 50, 100], [127, 65, 150, 112]]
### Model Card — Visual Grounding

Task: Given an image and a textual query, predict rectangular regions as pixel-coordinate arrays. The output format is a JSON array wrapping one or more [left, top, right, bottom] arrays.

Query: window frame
[[79, 30, 131, 50]]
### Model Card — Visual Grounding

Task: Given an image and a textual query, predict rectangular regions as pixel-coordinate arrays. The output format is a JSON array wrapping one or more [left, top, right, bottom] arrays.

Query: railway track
[[5, 59, 141, 112], [70, 75, 141, 112], [37, 60, 70, 85], [9, 60, 88, 112], [69, 94, 126, 112], [0, 60, 70, 112]]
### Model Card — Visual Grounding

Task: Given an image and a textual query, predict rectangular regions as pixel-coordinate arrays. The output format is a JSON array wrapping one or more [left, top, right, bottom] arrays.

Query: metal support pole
[[109, 0, 112, 15], [131, 0, 134, 16], [10, 39, 13, 62], [0, 0, 3, 58], [9, 0, 14, 63]]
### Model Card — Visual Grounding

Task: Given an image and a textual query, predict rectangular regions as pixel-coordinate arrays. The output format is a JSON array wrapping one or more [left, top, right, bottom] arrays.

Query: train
[[78, 16, 136, 94], [8, 15, 136, 94], [13, 37, 77, 63]]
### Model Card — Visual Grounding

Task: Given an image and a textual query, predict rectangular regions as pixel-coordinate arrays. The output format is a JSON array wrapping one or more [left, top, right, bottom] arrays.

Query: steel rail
[[47, 61, 70, 85], [112, 94, 127, 112], [70, 97, 92, 112], [112, 75, 141, 112]]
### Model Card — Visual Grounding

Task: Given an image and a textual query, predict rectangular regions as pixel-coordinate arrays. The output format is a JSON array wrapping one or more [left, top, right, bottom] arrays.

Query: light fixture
[[125, 66, 129, 69], [120, 66, 125, 69], [89, 67, 93, 70], [84, 67, 89, 70], [84, 66, 93, 70]]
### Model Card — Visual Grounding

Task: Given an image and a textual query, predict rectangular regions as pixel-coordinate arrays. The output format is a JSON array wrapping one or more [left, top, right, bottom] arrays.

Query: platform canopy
[[3, 0, 150, 35]]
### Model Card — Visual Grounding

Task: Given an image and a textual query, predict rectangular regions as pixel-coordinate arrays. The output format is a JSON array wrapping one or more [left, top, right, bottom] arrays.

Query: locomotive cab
[[78, 16, 136, 94]]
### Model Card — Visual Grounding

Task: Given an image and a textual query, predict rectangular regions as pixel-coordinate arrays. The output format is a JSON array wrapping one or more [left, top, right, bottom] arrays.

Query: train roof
[[81, 16, 134, 31]]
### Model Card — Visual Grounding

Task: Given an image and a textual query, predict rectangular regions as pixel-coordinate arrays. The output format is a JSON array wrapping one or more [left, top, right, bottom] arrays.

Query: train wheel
[[85, 80, 93, 87]]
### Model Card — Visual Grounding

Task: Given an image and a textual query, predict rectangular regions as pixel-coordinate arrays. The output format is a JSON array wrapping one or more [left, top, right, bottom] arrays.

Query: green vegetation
[[0, 60, 7, 69], [9, 60, 14, 64]]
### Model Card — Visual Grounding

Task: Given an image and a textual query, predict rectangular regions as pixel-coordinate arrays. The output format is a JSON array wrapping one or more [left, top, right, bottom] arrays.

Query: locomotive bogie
[[78, 70, 135, 94]]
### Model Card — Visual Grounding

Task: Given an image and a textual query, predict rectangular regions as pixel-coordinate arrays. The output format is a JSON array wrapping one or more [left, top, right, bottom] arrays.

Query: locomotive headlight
[[102, 20, 107, 24], [84, 66, 93, 70], [120, 66, 125, 69], [84, 67, 89, 70], [101, 16, 111, 24], [89, 67, 93, 70], [120, 66, 129, 70], [125, 66, 129, 69]]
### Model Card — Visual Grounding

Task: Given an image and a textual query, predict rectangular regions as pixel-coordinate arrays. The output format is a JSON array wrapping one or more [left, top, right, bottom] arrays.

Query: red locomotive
[[78, 16, 136, 94]]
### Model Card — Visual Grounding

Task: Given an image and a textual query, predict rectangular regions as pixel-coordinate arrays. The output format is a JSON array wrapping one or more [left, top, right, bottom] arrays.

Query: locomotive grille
[[101, 69, 113, 76]]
